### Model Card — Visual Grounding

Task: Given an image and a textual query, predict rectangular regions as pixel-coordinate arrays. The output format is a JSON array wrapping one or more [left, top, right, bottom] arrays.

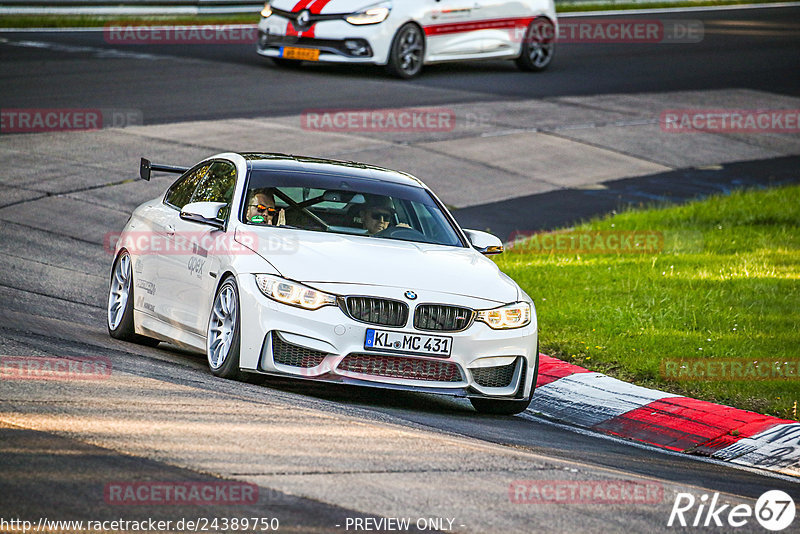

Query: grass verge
[[496, 184, 800, 420]]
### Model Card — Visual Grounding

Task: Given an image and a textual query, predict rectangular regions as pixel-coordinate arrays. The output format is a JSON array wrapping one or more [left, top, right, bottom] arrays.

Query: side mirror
[[463, 229, 504, 255], [180, 201, 227, 230]]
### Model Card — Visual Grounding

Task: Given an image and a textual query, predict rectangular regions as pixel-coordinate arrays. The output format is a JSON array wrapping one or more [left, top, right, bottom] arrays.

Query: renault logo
[[296, 9, 311, 27], [404, 291, 417, 300]]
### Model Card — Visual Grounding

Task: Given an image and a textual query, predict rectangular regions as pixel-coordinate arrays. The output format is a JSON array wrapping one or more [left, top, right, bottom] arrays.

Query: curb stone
[[532, 354, 800, 477]]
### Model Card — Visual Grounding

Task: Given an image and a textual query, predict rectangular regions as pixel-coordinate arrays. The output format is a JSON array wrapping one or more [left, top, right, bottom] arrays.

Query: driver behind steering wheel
[[360, 196, 401, 235]]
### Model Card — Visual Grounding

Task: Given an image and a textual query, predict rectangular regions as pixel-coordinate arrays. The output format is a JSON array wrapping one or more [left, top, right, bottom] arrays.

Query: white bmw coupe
[[108, 153, 538, 414], [256, 0, 557, 77]]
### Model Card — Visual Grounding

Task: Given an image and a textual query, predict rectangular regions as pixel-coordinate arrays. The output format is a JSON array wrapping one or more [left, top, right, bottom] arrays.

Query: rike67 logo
[[668, 490, 795, 531]]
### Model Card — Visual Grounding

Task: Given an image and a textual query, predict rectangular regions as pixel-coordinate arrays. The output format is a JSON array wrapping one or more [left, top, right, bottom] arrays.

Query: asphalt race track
[[1, 5, 799, 533], [1, 7, 799, 123]]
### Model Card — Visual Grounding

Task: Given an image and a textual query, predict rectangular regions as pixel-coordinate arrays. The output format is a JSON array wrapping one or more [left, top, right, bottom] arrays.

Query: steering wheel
[[373, 225, 428, 241]]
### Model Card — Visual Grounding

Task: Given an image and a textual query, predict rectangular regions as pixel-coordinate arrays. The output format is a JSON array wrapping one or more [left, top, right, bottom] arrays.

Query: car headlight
[[476, 302, 531, 330], [346, 2, 391, 25], [255, 274, 337, 310], [260, 2, 272, 18]]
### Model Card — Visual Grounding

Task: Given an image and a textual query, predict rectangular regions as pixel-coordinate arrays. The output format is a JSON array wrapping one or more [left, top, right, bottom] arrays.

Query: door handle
[[165, 224, 175, 237]]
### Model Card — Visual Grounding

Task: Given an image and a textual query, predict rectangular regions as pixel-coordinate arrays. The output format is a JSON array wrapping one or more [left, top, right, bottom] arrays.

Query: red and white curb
[[531, 355, 800, 477]]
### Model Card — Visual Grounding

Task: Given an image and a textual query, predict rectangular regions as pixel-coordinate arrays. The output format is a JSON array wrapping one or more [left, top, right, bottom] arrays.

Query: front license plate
[[281, 46, 320, 61], [365, 329, 452, 357]]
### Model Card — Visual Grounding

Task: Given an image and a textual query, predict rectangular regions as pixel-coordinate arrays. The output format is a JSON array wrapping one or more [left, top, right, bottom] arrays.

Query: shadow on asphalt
[[454, 155, 800, 239], [152, 342, 478, 416]]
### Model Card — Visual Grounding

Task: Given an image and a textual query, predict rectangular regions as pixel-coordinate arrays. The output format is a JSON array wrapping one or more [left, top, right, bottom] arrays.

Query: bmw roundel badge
[[404, 291, 417, 300]]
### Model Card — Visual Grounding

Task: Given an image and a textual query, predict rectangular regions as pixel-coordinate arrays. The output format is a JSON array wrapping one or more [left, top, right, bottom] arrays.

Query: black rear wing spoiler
[[139, 157, 189, 181]]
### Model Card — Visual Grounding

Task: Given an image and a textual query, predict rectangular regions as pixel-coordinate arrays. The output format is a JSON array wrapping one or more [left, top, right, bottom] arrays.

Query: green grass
[[496, 184, 800, 420], [0, 0, 790, 28]]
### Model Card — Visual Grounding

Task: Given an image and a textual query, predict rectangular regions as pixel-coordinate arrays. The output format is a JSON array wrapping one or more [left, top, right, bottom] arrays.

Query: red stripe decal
[[285, 0, 316, 37], [592, 397, 793, 453], [536, 354, 592, 388], [424, 17, 535, 37], [286, 0, 334, 38]]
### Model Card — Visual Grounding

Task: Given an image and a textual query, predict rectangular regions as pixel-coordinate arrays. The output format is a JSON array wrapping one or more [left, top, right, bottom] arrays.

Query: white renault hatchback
[[256, 0, 557, 77], [108, 153, 538, 414]]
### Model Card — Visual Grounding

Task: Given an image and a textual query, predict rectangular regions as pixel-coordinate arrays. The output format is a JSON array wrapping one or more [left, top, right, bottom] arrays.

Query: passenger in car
[[245, 189, 278, 224]]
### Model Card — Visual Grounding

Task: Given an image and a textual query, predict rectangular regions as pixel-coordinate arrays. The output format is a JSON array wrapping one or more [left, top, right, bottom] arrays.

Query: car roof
[[240, 152, 427, 189]]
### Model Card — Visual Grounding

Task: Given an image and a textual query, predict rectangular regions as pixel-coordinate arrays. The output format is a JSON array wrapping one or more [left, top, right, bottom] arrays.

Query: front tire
[[207, 276, 243, 380], [515, 18, 555, 72], [107, 251, 160, 346], [385, 23, 425, 79]]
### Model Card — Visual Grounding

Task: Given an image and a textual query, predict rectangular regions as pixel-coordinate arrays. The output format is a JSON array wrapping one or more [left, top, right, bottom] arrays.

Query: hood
[[242, 227, 519, 304], [271, 0, 375, 13]]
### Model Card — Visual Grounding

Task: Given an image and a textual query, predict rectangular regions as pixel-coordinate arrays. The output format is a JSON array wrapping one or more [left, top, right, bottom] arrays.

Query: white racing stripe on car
[[529, 371, 679, 428]]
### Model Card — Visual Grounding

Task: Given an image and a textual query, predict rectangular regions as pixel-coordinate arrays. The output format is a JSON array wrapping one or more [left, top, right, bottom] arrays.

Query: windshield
[[242, 170, 465, 247]]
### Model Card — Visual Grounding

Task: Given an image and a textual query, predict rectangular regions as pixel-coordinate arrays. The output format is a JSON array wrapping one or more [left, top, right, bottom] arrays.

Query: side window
[[164, 163, 212, 210], [191, 161, 237, 221]]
